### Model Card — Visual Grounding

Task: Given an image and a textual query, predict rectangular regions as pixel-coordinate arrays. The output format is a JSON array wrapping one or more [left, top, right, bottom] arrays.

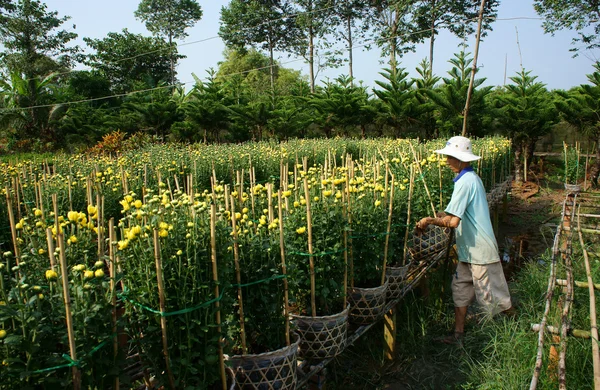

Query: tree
[[329, 0, 371, 81], [121, 87, 183, 140], [0, 0, 78, 78], [220, 0, 297, 103], [374, 66, 437, 138], [555, 63, 600, 185], [424, 51, 492, 137], [180, 71, 231, 143], [366, 0, 425, 75], [310, 75, 371, 137], [534, 0, 600, 53], [494, 69, 558, 183], [135, 0, 203, 85], [411, 0, 499, 71], [84, 29, 180, 94], [290, 0, 339, 93], [0, 71, 66, 147]]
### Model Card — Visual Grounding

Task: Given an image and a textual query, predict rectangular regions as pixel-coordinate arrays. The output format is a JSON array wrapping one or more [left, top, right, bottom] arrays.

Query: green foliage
[[424, 51, 492, 137], [0, 0, 79, 78], [534, 0, 600, 52], [180, 71, 230, 143], [135, 0, 202, 41], [83, 29, 180, 94]]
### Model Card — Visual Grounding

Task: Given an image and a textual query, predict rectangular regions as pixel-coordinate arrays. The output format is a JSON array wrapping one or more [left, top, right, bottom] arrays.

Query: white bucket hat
[[434, 136, 481, 162]]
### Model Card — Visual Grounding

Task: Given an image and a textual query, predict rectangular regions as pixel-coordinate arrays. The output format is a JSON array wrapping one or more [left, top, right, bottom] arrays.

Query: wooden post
[[384, 306, 397, 361]]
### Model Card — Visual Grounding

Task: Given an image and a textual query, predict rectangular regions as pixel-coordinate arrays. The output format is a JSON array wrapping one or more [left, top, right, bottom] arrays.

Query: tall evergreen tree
[[494, 69, 557, 183], [135, 0, 203, 85]]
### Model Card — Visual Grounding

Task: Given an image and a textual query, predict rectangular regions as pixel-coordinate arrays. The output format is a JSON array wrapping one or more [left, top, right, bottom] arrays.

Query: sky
[[42, 0, 600, 92]]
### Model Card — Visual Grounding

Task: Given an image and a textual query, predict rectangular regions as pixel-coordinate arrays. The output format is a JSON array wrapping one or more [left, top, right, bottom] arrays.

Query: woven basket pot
[[291, 305, 349, 360], [348, 281, 388, 325], [564, 183, 581, 195], [408, 225, 452, 263], [227, 333, 300, 390], [385, 265, 410, 301]]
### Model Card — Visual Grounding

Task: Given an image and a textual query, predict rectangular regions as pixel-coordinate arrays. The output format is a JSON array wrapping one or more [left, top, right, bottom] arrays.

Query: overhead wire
[[0, 15, 574, 112], [15, 3, 339, 84]]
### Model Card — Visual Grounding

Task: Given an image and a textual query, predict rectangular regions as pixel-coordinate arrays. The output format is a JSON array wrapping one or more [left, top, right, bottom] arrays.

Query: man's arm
[[416, 214, 460, 231]]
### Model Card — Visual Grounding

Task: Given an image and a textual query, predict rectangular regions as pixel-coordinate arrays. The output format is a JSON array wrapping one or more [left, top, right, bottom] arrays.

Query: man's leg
[[454, 306, 468, 334]]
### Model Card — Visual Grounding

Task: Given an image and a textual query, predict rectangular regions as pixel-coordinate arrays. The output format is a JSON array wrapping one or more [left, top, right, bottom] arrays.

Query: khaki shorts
[[452, 261, 512, 315]]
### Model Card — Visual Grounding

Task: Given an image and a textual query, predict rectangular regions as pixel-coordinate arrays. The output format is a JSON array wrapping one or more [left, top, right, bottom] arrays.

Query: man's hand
[[416, 217, 432, 235]]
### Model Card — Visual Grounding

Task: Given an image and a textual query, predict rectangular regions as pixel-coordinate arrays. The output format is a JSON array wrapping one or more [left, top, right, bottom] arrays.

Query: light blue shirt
[[445, 168, 500, 265]]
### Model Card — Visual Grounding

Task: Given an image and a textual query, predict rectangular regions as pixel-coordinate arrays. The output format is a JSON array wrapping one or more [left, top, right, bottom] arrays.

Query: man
[[416, 136, 513, 344]]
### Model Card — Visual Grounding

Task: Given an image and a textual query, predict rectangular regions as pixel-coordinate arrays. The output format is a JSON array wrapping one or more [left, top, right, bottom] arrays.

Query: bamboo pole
[[109, 219, 120, 390], [55, 195, 81, 390], [210, 201, 227, 390], [381, 173, 395, 286], [558, 193, 576, 390], [461, 0, 487, 136], [152, 229, 176, 390], [303, 175, 317, 317], [230, 195, 247, 354], [556, 279, 600, 291], [577, 209, 600, 389], [277, 190, 291, 347], [531, 324, 592, 339], [530, 195, 567, 390]]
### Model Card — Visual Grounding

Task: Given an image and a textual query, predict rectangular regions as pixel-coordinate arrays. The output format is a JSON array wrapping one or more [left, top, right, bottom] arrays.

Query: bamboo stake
[[68, 176, 73, 211], [108, 219, 120, 390], [152, 230, 176, 390], [342, 180, 348, 310], [381, 173, 395, 286], [5, 186, 20, 265], [230, 195, 247, 354], [303, 175, 317, 317], [347, 156, 354, 289], [277, 190, 291, 347], [55, 197, 81, 390], [45, 228, 57, 270], [577, 209, 600, 389], [408, 142, 436, 216], [403, 167, 415, 265], [210, 199, 227, 390]]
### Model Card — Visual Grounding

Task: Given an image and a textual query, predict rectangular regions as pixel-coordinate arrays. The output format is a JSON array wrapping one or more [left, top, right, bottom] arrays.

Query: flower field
[[0, 137, 511, 389]]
